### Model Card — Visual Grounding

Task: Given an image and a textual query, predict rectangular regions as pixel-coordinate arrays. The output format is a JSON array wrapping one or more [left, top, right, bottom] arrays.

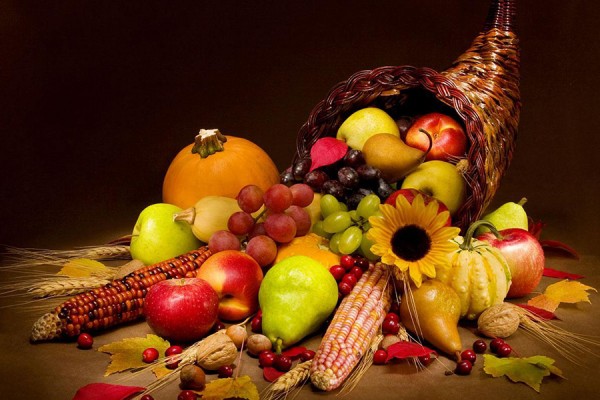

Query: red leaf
[[281, 346, 307, 360], [309, 137, 348, 171], [543, 267, 584, 280], [528, 217, 545, 240], [516, 304, 558, 320], [385, 341, 436, 363], [263, 366, 285, 382], [540, 240, 580, 259], [72, 383, 145, 400]]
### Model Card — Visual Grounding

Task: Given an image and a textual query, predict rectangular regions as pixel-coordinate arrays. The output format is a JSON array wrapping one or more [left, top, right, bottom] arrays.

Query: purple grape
[[322, 180, 345, 200], [280, 169, 295, 186], [337, 167, 359, 188], [396, 116, 414, 135], [292, 158, 311, 181], [376, 178, 394, 199], [343, 149, 365, 168], [304, 169, 329, 191], [356, 164, 382, 182], [346, 193, 365, 210]]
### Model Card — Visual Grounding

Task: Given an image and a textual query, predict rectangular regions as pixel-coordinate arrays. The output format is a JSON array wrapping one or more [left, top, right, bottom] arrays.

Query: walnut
[[477, 303, 520, 338], [195, 331, 238, 370]]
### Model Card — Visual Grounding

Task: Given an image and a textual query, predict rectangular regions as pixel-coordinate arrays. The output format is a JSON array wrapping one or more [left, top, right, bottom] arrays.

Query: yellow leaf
[[483, 354, 564, 392], [98, 334, 171, 376], [202, 376, 259, 400], [528, 280, 596, 312], [58, 258, 112, 278]]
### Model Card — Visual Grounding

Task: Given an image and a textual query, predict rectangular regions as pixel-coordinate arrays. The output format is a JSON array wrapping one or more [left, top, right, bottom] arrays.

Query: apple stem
[[173, 207, 196, 225], [518, 197, 528, 207], [418, 129, 434, 159], [461, 220, 503, 250], [191, 128, 228, 158]]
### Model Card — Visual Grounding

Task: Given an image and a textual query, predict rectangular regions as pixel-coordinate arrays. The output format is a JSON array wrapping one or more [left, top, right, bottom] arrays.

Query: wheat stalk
[[0, 245, 131, 270], [29, 277, 110, 298], [262, 360, 312, 400]]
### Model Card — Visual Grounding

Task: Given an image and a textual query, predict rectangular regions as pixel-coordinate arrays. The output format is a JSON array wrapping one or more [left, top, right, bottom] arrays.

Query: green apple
[[400, 160, 466, 215], [336, 107, 400, 151], [130, 203, 202, 265]]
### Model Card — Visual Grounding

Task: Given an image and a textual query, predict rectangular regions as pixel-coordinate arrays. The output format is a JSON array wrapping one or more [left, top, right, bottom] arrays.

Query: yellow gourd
[[274, 233, 340, 269], [436, 220, 512, 320]]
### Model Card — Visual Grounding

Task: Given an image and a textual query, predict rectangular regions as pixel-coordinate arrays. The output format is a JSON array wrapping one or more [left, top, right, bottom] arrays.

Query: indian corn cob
[[30, 246, 212, 342], [310, 262, 391, 391]]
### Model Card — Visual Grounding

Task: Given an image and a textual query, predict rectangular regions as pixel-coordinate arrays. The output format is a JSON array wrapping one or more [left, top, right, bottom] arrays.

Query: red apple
[[196, 250, 263, 321], [385, 188, 451, 226], [404, 112, 467, 161], [144, 278, 219, 342], [477, 228, 545, 298]]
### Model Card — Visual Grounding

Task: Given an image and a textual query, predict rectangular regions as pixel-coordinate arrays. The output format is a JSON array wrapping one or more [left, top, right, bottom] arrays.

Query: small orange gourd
[[163, 129, 280, 209]]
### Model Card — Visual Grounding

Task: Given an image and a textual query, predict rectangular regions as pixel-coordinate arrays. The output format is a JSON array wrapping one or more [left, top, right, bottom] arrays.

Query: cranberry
[[490, 338, 505, 353], [455, 360, 473, 375], [165, 345, 184, 369], [329, 265, 346, 281], [142, 347, 159, 363], [373, 349, 388, 365], [251, 315, 262, 333], [140, 395, 154, 400], [496, 343, 512, 357], [177, 390, 197, 400], [350, 266, 364, 280], [300, 349, 316, 362], [381, 318, 400, 335], [384, 312, 400, 323], [338, 281, 353, 296], [218, 365, 234, 378], [354, 257, 370, 271], [77, 333, 93, 349], [341, 273, 357, 287], [461, 349, 477, 364], [274, 355, 292, 372], [340, 255, 355, 270], [472, 339, 487, 354], [418, 353, 432, 366], [258, 350, 277, 368]]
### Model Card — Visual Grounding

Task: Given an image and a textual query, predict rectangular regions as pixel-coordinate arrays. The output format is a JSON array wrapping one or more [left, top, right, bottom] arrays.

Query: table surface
[[1, 252, 598, 400]]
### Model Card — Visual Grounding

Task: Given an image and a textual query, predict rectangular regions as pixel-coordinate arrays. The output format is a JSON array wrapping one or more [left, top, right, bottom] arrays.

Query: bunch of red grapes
[[208, 183, 314, 267]]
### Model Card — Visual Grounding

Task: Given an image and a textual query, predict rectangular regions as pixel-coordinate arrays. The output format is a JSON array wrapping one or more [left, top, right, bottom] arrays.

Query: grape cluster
[[208, 183, 314, 267], [312, 193, 381, 259], [282, 149, 394, 209]]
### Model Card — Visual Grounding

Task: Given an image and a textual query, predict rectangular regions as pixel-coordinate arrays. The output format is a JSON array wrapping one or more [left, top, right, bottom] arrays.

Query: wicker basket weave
[[292, 0, 520, 231]]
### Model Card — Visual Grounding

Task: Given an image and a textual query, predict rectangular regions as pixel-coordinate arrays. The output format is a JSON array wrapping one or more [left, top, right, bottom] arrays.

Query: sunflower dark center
[[391, 224, 431, 261]]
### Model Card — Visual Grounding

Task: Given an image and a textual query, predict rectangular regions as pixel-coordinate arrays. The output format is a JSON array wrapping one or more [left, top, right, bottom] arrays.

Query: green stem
[[517, 197, 528, 207], [460, 220, 503, 250], [191, 129, 228, 158], [275, 338, 283, 354]]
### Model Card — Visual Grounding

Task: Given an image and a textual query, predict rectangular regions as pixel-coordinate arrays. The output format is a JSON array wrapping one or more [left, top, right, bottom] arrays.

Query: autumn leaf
[[202, 375, 259, 400], [528, 279, 597, 312], [483, 354, 564, 392], [72, 383, 145, 400], [98, 334, 171, 377], [58, 258, 112, 278], [385, 341, 436, 362]]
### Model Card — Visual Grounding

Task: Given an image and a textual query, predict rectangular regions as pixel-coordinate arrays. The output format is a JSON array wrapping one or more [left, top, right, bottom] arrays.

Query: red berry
[[384, 312, 400, 323], [329, 265, 346, 281], [300, 350, 316, 362], [341, 273, 357, 287], [258, 350, 277, 368], [274, 355, 292, 372], [461, 349, 477, 364], [338, 281, 353, 296], [418, 353, 432, 366], [142, 347, 159, 363], [496, 343, 512, 357], [472, 339, 487, 354], [350, 266, 363, 280], [354, 257, 370, 271], [251, 315, 262, 333], [165, 345, 184, 369], [218, 365, 234, 378], [373, 349, 388, 365], [340, 255, 355, 270], [382, 318, 400, 335], [77, 333, 93, 349], [140, 395, 154, 400], [490, 338, 505, 353], [455, 360, 473, 375], [177, 390, 197, 400]]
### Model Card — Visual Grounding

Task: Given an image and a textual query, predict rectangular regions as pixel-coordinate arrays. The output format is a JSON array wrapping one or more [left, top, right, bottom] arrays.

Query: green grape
[[359, 233, 379, 261], [349, 210, 360, 222], [338, 226, 363, 255], [322, 211, 353, 234], [311, 220, 332, 239], [357, 194, 381, 219], [329, 232, 343, 254], [339, 202, 348, 212], [320, 194, 342, 218]]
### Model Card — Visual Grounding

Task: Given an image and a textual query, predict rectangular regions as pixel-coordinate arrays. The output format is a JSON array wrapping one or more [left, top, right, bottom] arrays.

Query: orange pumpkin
[[163, 129, 280, 209]]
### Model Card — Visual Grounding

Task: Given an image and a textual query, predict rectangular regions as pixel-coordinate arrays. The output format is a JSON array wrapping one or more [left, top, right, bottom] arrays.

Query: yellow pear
[[362, 132, 431, 183]]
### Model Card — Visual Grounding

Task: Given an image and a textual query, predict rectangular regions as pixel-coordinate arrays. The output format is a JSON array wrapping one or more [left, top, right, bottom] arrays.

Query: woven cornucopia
[[291, 0, 520, 231]]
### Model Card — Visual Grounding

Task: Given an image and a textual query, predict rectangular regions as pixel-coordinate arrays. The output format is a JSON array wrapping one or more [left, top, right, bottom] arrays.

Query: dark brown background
[[1, 1, 600, 399]]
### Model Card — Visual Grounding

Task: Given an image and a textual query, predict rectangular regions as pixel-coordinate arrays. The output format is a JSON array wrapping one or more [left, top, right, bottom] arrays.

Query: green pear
[[258, 255, 338, 352], [476, 198, 528, 235]]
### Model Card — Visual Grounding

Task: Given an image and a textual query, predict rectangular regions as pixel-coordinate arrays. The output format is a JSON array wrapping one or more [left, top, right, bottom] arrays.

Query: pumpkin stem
[[460, 220, 502, 250], [192, 129, 228, 158]]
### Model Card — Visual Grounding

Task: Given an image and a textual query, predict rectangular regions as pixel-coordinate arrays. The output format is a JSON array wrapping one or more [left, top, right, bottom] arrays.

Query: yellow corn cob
[[310, 262, 391, 391], [30, 246, 212, 342]]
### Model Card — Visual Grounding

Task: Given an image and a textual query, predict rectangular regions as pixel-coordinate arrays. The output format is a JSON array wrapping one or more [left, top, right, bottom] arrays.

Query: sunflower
[[367, 194, 460, 287]]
